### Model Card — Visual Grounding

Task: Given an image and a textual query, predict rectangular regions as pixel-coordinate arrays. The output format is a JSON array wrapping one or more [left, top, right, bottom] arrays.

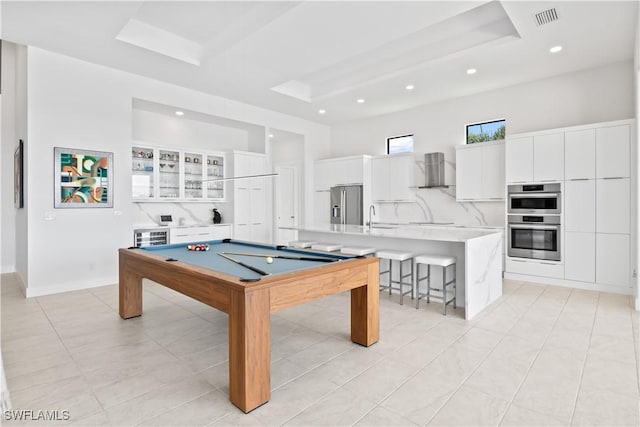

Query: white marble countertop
[[288, 223, 502, 243], [132, 223, 232, 230]]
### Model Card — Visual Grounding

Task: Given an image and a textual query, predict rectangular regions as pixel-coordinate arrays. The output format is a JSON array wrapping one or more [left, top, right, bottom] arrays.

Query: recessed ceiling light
[[268, 134, 274, 138], [357, 98, 365, 104], [318, 109, 326, 115], [466, 68, 477, 75], [175, 111, 184, 116], [405, 84, 415, 91], [549, 45, 563, 53]]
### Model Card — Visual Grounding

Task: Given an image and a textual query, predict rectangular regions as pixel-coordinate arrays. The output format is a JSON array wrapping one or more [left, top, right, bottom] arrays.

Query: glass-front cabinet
[[183, 152, 204, 199], [158, 149, 180, 199], [131, 143, 225, 202], [131, 146, 155, 199], [206, 154, 225, 200]]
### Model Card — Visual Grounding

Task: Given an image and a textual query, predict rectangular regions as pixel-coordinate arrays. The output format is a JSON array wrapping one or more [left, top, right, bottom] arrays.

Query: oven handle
[[509, 224, 560, 230], [509, 193, 560, 198]]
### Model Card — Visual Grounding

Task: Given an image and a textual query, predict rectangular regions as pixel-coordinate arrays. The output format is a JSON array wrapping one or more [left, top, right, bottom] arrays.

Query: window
[[466, 119, 505, 144], [386, 134, 414, 154]]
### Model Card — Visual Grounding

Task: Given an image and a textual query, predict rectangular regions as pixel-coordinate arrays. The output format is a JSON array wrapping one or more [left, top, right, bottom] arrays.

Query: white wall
[[1, 42, 17, 274], [1, 42, 29, 285], [132, 109, 250, 151], [635, 6, 640, 308], [330, 61, 634, 226], [17, 46, 330, 297]]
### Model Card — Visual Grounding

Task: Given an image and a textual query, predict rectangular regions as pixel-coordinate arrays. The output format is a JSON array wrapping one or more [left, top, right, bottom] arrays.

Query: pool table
[[118, 239, 379, 413]]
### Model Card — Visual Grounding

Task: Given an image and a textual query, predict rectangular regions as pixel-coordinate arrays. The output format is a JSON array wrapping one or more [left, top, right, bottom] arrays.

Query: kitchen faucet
[[368, 205, 376, 231]]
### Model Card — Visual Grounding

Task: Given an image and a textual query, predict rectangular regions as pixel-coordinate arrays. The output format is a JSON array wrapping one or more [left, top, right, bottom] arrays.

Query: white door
[[275, 165, 298, 245]]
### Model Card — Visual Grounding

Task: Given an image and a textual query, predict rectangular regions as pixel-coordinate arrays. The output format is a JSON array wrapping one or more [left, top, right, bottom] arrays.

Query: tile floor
[[1, 273, 639, 426]]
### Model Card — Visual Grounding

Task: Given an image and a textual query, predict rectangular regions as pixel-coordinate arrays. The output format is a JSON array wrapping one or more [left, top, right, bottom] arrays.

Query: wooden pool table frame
[[118, 245, 379, 413]]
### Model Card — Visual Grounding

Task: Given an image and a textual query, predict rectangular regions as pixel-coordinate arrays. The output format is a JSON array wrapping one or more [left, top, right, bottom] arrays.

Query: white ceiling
[[2, 1, 637, 125]]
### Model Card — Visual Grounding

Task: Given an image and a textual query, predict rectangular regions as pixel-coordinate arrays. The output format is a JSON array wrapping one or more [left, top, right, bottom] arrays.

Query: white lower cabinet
[[505, 259, 564, 279], [564, 232, 595, 283], [170, 225, 232, 244], [596, 233, 630, 287]]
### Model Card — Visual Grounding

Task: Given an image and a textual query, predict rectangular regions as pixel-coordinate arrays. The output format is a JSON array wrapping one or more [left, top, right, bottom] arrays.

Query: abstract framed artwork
[[54, 147, 113, 208], [14, 140, 24, 209]]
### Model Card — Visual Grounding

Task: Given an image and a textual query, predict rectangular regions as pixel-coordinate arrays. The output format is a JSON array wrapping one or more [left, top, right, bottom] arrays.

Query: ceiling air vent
[[534, 8, 559, 26]]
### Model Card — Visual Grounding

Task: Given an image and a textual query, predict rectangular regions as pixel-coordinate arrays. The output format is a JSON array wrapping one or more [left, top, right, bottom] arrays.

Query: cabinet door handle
[[568, 178, 589, 181], [602, 177, 626, 180]]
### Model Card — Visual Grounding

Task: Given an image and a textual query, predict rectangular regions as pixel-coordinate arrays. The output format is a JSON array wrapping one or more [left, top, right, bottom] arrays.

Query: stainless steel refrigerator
[[330, 185, 363, 225]]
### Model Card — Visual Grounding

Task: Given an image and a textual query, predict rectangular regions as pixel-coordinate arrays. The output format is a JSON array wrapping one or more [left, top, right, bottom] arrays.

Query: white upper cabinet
[[565, 129, 595, 180], [564, 179, 595, 233], [372, 157, 390, 201], [373, 154, 414, 202], [506, 133, 564, 183], [482, 143, 505, 199], [596, 125, 630, 178], [455, 146, 482, 200], [505, 137, 533, 183], [596, 178, 630, 234], [456, 142, 504, 201], [533, 133, 564, 182]]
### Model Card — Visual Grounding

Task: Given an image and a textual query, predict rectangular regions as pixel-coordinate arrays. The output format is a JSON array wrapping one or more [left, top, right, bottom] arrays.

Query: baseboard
[[25, 276, 118, 298], [1, 265, 16, 274], [504, 272, 634, 296]]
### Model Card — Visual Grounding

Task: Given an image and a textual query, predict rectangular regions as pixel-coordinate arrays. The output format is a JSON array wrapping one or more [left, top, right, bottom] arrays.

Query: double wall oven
[[507, 183, 561, 262]]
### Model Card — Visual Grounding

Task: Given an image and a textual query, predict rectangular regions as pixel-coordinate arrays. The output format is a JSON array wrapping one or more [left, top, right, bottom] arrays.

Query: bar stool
[[340, 246, 377, 257], [376, 250, 414, 305], [310, 242, 344, 252], [288, 240, 317, 249], [414, 254, 457, 314]]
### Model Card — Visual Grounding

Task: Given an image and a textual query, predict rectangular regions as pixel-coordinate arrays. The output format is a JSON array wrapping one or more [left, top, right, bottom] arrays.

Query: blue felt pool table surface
[[141, 239, 355, 281]]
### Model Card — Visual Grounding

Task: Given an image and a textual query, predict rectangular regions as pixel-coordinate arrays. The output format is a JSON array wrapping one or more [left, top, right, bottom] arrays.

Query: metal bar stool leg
[[426, 265, 431, 304], [388, 259, 393, 296], [443, 265, 447, 316], [399, 260, 404, 305], [415, 262, 420, 309]]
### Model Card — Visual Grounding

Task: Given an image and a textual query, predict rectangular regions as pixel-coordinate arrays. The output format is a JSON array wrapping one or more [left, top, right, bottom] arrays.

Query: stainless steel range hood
[[421, 152, 448, 188]]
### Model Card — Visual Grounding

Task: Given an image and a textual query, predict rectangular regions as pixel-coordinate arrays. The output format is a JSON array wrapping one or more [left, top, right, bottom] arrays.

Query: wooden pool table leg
[[350, 262, 380, 346], [229, 288, 271, 413], [119, 253, 143, 319]]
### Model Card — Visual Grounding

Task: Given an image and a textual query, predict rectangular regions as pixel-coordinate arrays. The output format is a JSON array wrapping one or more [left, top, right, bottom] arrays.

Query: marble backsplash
[[374, 188, 505, 227], [133, 202, 230, 227], [374, 155, 505, 227]]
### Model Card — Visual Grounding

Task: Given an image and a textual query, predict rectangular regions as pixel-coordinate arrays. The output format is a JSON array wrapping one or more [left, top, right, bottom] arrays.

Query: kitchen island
[[288, 223, 503, 320]]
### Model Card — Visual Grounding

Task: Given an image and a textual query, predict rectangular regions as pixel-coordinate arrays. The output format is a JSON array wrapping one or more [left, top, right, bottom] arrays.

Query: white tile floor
[[1, 273, 639, 426]]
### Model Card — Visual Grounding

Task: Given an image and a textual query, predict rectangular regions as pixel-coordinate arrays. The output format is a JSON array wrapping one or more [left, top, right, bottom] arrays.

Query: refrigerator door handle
[[341, 190, 346, 225]]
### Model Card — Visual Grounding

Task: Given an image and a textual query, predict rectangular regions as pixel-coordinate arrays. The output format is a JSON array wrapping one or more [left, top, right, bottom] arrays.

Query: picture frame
[[14, 140, 24, 209], [54, 147, 113, 208]]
